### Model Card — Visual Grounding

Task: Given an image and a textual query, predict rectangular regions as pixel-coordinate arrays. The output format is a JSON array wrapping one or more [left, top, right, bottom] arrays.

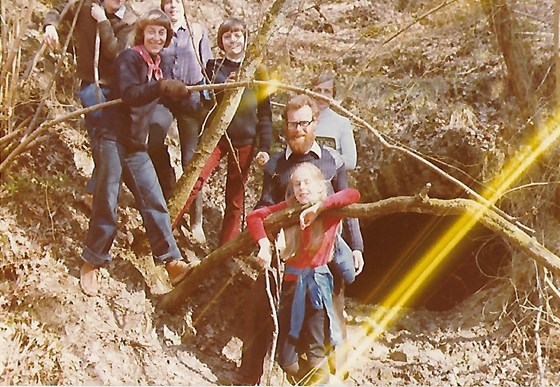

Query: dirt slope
[[2, 0, 560, 385]]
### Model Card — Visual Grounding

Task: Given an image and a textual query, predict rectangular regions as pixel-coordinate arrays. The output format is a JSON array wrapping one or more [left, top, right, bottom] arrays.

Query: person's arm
[[117, 50, 161, 106], [339, 117, 357, 170], [204, 59, 215, 83], [44, 24, 60, 49], [206, 59, 228, 103], [247, 202, 288, 268], [330, 168, 365, 274], [300, 188, 360, 229], [255, 154, 282, 208], [322, 188, 360, 209], [329, 151, 364, 252], [43, 0, 78, 49], [98, 23, 122, 60], [247, 202, 287, 242], [199, 25, 213, 69], [255, 67, 273, 153]]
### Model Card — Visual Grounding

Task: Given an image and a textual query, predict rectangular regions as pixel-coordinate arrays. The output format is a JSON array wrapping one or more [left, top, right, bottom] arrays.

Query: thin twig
[[21, 0, 86, 140], [0, 117, 31, 147], [0, 99, 121, 173], [341, 0, 460, 100], [544, 273, 560, 301], [263, 268, 279, 386], [44, 183, 56, 239], [0, 2, 33, 82]]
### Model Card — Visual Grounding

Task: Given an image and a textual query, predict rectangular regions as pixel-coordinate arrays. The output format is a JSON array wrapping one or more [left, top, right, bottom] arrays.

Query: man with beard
[[238, 94, 364, 385]]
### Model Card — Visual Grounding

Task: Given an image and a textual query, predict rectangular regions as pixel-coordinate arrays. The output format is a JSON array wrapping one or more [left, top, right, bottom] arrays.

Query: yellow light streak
[[341, 112, 560, 377], [262, 76, 280, 98]]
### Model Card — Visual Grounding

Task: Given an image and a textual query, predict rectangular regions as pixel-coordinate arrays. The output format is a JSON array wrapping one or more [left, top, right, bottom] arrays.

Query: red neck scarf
[[131, 45, 163, 81]]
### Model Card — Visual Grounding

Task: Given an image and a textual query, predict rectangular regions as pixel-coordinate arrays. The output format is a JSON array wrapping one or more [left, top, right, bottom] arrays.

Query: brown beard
[[287, 133, 314, 154]]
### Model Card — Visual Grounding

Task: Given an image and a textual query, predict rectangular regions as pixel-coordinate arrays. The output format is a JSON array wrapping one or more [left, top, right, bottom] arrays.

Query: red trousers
[[178, 137, 254, 246]]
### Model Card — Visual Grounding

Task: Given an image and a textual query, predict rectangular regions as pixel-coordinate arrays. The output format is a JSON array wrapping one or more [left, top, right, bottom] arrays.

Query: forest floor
[[2, 0, 560, 385], [0, 119, 555, 386]]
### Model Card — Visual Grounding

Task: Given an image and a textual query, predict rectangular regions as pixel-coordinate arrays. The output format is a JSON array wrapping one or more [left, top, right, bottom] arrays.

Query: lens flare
[[340, 111, 560, 377]]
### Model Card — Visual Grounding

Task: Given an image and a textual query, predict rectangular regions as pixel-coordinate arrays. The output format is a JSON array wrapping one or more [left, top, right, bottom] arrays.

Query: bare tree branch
[[341, 0, 460, 101], [166, 0, 290, 225], [131, 0, 291, 294], [160, 194, 560, 312]]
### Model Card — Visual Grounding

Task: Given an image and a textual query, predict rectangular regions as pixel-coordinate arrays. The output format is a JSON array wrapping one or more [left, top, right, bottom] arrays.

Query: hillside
[[2, 0, 560, 385]]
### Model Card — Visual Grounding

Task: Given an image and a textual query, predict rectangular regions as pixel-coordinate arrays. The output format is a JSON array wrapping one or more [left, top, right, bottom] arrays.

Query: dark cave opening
[[347, 213, 511, 311]]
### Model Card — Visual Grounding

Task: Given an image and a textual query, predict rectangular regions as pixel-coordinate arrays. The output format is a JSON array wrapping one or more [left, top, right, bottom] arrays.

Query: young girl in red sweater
[[246, 162, 360, 384]]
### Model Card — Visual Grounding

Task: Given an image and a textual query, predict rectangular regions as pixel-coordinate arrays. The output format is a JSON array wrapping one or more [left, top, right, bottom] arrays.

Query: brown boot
[[80, 262, 100, 296], [282, 362, 301, 385], [165, 260, 191, 286]]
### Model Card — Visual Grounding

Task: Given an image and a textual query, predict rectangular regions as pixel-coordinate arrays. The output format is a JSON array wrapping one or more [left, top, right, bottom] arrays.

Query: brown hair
[[134, 9, 173, 48], [283, 94, 320, 122], [281, 163, 328, 261], [310, 70, 336, 97], [159, 0, 170, 10], [216, 17, 246, 51]]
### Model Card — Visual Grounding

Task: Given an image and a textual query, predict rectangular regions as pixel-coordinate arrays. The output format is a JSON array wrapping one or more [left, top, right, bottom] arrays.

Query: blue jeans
[[176, 113, 201, 170], [278, 281, 330, 370], [333, 236, 356, 284], [147, 104, 175, 200], [82, 139, 181, 266], [176, 112, 204, 225], [77, 83, 112, 195]]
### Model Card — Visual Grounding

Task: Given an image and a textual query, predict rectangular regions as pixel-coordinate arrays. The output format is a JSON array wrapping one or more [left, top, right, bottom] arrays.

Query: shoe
[[165, 260, 190, 286], [191, 222, 206, 245], [80, 262, 100, 296]]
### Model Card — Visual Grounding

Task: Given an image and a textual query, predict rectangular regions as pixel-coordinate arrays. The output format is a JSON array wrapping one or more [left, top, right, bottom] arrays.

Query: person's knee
[[148, 120, 170, 146]]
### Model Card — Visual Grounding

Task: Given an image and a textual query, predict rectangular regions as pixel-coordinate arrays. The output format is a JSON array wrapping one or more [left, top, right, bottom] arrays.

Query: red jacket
[[247, 188, 360, 281]]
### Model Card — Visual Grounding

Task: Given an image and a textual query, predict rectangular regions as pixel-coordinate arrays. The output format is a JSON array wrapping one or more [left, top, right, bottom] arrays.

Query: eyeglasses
[[312, 87, 333, 94], [287, 120, 314, 130]]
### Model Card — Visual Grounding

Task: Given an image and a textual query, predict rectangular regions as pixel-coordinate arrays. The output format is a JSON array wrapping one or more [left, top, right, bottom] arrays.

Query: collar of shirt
[[113, 5, 126, 19], [285, 141, 322, 160], [173, 21, 188, 33], [226, 55, 244, 63]]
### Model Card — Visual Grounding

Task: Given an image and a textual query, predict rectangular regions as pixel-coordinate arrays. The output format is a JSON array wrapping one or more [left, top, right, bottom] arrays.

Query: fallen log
[[159, 195, 560, 312]]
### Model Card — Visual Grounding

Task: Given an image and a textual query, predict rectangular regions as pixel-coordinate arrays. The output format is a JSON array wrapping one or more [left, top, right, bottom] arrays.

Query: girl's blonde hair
[[285, 162, 328, 203], [281, 163, 329, 261]]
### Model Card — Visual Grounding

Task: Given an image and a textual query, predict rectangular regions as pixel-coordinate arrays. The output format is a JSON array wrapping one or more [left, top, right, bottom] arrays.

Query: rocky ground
[[2, 0, 560, 385]]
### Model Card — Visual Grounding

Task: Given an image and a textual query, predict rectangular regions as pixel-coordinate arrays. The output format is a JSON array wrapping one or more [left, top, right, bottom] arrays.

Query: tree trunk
[[166, 0, 290, 223], [481, 0, 538, 128], [129, 0, 290, 294]]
